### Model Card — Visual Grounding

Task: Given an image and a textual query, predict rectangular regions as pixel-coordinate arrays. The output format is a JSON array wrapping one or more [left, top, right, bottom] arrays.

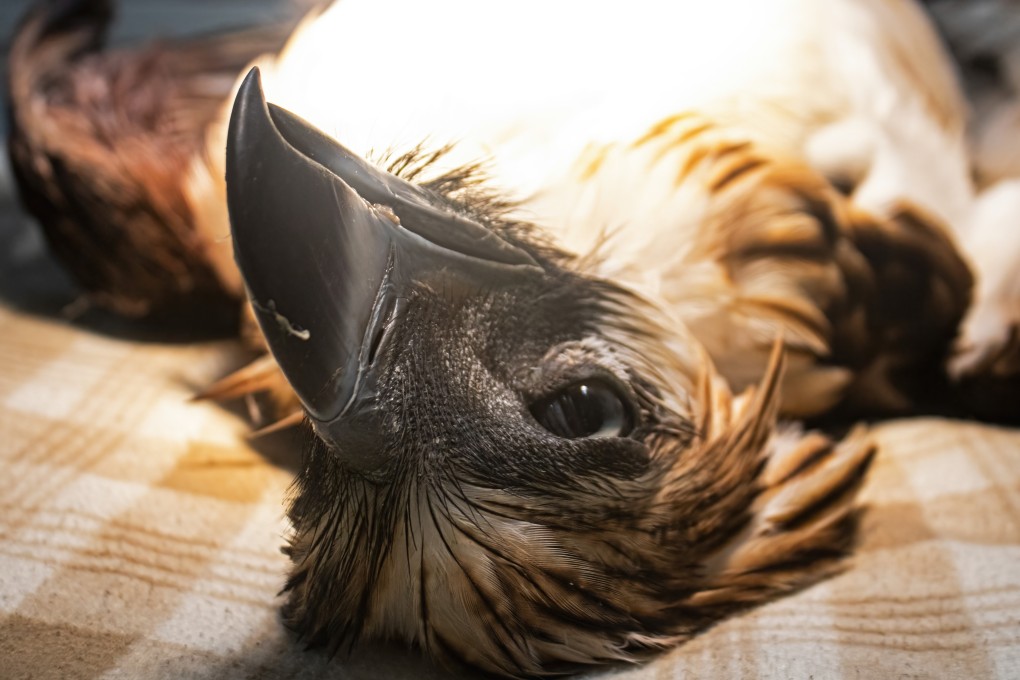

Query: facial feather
[[276, 275, 873, 677], [216, 92, 878, 675]]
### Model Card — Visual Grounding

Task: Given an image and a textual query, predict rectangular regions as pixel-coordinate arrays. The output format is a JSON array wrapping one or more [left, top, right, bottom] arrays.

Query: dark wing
[[5, 0, 302, 322]]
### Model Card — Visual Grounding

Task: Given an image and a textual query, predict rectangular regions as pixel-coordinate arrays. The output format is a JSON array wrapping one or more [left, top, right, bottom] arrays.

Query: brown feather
[[5, 0, 298, 322], [614, 114, 975, 416], [692, 426, 875, 610]]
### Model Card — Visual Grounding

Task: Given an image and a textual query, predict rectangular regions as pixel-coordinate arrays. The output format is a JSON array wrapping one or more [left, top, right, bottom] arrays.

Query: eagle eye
[[530, 380, 635, 440]]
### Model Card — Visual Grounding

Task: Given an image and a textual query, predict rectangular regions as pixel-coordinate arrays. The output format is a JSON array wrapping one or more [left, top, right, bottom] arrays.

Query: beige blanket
[[1, 284, 1019, 679]]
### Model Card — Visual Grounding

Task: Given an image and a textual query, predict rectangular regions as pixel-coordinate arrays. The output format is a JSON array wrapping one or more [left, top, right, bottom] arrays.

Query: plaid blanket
[[1, 199, 1019, 679], [3, 284, 1020, 679]]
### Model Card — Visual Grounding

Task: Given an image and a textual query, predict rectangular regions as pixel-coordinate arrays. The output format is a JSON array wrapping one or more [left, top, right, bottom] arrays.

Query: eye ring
[[530, 380, 635, 440]]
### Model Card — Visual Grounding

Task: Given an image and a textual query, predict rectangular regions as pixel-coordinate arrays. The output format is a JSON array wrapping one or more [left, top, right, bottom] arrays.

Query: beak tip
[[237, 66, 265, 106], [226, 67, 278, 242], [227, 66, 266, 156]]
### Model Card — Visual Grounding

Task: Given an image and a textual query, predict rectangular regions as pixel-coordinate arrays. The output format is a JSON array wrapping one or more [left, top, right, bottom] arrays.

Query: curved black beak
[[225, 68, 540, 469]]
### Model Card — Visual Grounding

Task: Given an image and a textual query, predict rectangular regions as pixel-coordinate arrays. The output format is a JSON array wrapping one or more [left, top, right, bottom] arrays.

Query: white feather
[[190, 0, 1017, 392], [240, 0, 972, 256]]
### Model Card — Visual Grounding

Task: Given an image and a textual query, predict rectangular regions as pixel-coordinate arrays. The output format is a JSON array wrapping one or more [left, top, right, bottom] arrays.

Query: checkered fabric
[[1, 188, 1018, 678], [2, 301, 1019, 680]]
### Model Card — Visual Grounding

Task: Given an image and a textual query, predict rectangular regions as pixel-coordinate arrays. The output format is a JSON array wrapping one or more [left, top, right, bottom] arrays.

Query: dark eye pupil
[[531, 381, 634, 439]]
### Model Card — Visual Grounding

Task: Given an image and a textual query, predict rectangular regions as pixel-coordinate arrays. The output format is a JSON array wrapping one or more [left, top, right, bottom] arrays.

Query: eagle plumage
[[202, 0, 992, 419], [5, 0, 1019, 676]]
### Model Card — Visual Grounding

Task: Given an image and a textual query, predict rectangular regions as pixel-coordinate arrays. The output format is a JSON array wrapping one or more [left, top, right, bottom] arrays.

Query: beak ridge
[[227, 67, 395, 435], [225, 67, 539, 468]]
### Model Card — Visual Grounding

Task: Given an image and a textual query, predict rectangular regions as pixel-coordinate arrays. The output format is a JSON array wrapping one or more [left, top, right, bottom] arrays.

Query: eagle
[[6, 0, 1019, 676]]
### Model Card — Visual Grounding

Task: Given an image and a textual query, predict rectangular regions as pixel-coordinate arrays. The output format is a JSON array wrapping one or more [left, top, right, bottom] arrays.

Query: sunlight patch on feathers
[[255, 0, 814, 201]]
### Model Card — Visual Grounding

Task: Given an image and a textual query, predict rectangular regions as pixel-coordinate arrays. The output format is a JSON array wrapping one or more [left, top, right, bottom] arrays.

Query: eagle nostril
[[366, 294, 399, 368], [366, 317, 386, 368]]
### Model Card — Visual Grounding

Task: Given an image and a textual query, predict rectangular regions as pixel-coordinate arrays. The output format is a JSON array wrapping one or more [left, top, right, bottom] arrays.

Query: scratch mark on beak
[[253, 297, 312, 340]]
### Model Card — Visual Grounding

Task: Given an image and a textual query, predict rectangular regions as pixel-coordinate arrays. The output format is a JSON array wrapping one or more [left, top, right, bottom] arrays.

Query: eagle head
[[225, 68, 874, 677]]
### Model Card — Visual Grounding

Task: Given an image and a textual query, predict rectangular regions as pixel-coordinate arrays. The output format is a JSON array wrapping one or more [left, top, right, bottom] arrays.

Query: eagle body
[[6, 0, 1020, 676], [231, 0, 975, 416]]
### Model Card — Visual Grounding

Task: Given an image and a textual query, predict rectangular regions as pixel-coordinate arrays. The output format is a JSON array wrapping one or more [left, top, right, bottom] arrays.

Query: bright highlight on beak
[[225, 67, 540, 468]]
